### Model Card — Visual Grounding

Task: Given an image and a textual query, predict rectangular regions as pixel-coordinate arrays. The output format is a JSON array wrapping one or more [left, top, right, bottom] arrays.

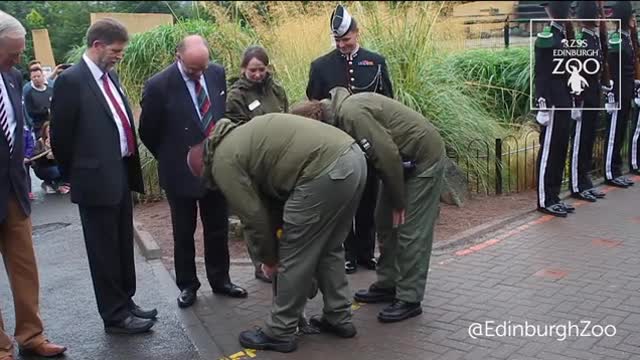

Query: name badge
[[248, 100, 261, 111]]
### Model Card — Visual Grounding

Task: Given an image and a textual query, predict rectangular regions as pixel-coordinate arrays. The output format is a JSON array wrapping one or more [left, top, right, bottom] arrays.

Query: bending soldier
[[188, 114, 367, 353], [292, 87, 445, 324]]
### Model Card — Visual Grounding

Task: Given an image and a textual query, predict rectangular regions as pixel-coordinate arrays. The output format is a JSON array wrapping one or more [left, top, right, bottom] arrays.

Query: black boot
[[588, 188, 606, 198], [378, 300, 423, 323], [354, 284, 396, 303], [238, 328, 297, 353], [558, 202, 575, 213], [537, 203, 567, 217], [309, 316, 357, 338], [345, 260, 357, 274], [357, 257, 378, 270], [571, 191, 597, 202], [606, 178, 629, 188]]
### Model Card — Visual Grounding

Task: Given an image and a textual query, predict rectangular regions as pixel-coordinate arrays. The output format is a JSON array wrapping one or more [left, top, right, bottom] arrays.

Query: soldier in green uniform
[[291, 87, 445, 323], [188, 114, 367, 353], [307, 4, 394, 275]]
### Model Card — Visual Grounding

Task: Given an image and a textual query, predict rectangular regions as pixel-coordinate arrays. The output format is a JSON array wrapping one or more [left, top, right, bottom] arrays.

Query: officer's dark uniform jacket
[[306, 47, 393, 101], [576, 28, 603, 107], [609, 30, 635, 103], [535, 21, 572, 109]]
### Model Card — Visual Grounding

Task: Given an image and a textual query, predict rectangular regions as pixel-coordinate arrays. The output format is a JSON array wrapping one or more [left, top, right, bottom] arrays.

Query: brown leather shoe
[[19, 341, 67, 357]]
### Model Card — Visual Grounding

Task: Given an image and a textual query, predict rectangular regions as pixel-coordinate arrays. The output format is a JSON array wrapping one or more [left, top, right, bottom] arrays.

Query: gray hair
[[0, 11, 26, 42]]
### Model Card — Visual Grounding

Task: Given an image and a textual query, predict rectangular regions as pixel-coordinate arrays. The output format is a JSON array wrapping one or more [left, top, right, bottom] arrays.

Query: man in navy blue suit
[[139, 35, 247, 308]]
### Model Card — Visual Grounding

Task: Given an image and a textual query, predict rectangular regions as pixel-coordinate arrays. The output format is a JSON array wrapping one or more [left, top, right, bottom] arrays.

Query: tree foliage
[[0, 1, 199, 72]]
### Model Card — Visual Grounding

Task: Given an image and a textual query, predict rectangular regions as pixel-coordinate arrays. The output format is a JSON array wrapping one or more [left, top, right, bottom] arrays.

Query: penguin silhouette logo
[[567, 65, 588, 96]]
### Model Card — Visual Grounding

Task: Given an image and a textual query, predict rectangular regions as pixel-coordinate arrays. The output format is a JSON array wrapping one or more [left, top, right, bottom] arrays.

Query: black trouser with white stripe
[[604, 96, 631, 181], [569, 107, 599, 194], [537, 108, 571, 208], [629, 104, 640, 173]]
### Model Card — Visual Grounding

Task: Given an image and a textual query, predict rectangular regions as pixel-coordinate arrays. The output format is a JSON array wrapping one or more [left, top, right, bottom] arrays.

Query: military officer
[[605, 1, 636, 186], [534, 1, 575, 217], [291, 87, 445, 323], [569, 1, 607, 202], [306, 3, 393, 275], [188, 114, 367, 353]]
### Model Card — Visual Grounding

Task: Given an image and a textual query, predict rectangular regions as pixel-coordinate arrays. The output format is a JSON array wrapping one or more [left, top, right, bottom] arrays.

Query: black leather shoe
[[105, 315, 154, 334], [537, 204, 567, 217], [559, 202, 575, 213], [357, 257, 377, 270], [238, 328, 297, 353], [588, 189, 606, 198], [606, 178, 629, 188], [345, 260, 357, 274], [178, 288, 197, 308], [354, 284, 396, 303], [309, 315, 357, 338], [212, 283, 248, 298], [130, 304, 158, 319], [571, 191, 597, 203], [378, 300, 423, 323]]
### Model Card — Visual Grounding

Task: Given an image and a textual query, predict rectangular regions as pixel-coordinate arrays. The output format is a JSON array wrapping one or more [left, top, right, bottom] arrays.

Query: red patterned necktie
[[193, 79, 214, 135], [101, 73, 136, 156]]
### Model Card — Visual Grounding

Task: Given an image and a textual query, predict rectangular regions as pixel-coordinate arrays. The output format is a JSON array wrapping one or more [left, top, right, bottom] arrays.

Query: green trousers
[[264, 144, 367, 340], [374, 157, 445, 304]]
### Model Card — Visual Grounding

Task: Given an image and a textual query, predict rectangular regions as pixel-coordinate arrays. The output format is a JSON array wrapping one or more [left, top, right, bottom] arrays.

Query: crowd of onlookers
[[20, 60, 69, 198]]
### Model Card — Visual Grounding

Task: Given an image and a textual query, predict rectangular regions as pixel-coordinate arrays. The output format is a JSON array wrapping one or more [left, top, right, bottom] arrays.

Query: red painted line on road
[[453, 181, 633, 257]]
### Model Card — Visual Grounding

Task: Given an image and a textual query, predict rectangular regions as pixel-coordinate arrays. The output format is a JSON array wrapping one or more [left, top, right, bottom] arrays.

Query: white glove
[[605, 92, 617, 114], [571, 99, 583, 121], [571, 108, 582, 121], [536, 97, 550, 126], [602, 80, 614, 92]]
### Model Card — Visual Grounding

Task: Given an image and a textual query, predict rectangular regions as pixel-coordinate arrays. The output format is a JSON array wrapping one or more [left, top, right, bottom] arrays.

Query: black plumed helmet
[[577, 1, 599, 20], [612, 1, 632, 24], [546, 1, 572, 19]]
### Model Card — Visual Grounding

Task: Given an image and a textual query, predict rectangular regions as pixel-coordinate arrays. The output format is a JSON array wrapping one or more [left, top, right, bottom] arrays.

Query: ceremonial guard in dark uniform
[[604, 1, 636, 188], [306, 4, 393, 274], [569, 1, 607, 202], [534, 1, 575, 217], [626, 7, 640, 176]]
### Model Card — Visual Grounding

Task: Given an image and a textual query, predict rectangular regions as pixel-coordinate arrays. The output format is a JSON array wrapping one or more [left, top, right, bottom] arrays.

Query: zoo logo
[[552, 39, 599, 96]]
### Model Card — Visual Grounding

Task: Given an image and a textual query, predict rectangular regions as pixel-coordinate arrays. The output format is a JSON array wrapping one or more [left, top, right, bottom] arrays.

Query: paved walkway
[[185, 175, 640, 360], [0, 177, 202, 359]]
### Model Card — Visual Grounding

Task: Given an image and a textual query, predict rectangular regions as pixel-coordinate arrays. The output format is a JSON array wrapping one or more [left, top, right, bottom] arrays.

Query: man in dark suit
[[139, 35, 247, 308], [50, 18, 157, 334], [0, 10, 66, 359], [306, 4, 394, 275]]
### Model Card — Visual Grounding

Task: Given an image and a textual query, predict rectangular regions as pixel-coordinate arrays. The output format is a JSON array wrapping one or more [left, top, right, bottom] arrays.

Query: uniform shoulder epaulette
[[608, 31, 621, 52], [535, 26, 554, 48]]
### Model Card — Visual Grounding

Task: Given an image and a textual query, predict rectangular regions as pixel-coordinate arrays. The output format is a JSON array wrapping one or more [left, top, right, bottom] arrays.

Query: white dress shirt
[[0, 73, 16, 148], [83, 54, 132, 157], [177, 61, 210, 120]]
